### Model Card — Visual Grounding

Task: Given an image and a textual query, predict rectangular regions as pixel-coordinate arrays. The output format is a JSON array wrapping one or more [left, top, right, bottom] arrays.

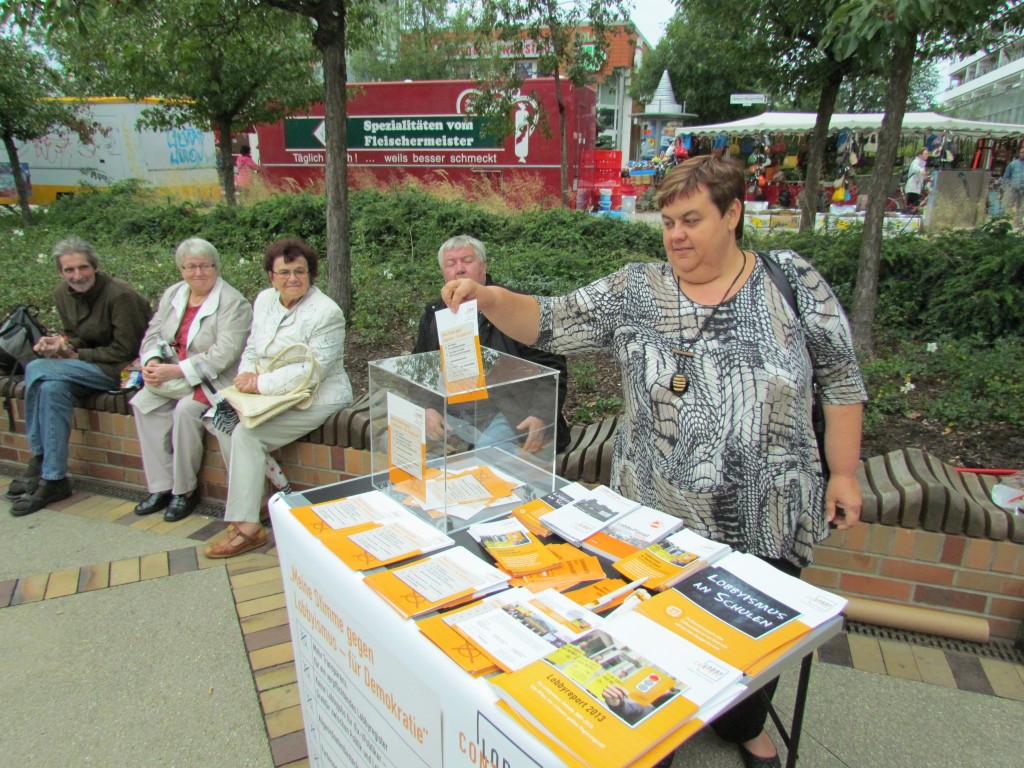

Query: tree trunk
[[851, 35, 918, 357], [315, 5, 352, 319], [799, 66, 843, 231], [553, 69, 569, 208], [217, 119, 237, 206], [3, 133, 33, 225]]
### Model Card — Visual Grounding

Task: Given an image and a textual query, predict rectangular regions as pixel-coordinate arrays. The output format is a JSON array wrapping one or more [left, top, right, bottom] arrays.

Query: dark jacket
[[54, 271, 153, 380], [414, 277, 571, 451]]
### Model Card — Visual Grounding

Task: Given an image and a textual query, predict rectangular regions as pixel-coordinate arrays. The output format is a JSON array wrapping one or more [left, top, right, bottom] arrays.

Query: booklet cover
[[582, 505, 685, 561], [635, 551, 847, 672], [539, 485, 640, 546], [290, 490, 412, 538], [449, 588, 603, 673], [491, 609, 743, 768], [613, 528, 731, 591], [467, 517, 562, 575], [321, 512, 454, 570], [363, 546, 510, 619], [511, 481, 592, 537]]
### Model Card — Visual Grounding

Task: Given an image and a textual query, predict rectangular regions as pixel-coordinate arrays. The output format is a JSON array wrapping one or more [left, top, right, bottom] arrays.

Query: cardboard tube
[[844, 597, 990, 643]]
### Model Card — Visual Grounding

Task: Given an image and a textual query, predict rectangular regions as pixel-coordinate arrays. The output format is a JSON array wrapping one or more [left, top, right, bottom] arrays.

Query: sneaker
[[5, 456, 42, 499], [10, 477, 73, 517]]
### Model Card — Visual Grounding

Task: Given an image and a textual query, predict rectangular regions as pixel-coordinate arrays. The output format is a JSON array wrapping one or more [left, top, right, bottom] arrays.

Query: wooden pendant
[[671, 372, 689, 394]]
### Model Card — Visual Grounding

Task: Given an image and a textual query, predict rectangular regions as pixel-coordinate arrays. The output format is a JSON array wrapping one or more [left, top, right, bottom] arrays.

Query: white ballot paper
[[308, 490, 411, 530], [435, 299, 484, 396], [395, 546, 508, 603], [387, 391, 426, 481], [347, 514, 454, 561]]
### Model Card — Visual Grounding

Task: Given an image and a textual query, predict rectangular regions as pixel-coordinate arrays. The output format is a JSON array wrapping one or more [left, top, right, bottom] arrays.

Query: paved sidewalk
[[2, 471, 1023, 768]]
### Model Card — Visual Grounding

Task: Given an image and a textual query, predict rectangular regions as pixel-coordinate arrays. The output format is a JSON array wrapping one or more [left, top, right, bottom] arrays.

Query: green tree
[[0, 33, 93, 224], [825, 0, 1024, 356], [475, 0, 632, 207], [631, 9, 772, 125], [257, 0, 385, 318], [348, 0, 477, 81], [49, 0, 321, 206]]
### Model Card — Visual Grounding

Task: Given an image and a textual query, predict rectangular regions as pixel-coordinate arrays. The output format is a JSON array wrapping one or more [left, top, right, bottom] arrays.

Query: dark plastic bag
[[0, 305, 47, 375]]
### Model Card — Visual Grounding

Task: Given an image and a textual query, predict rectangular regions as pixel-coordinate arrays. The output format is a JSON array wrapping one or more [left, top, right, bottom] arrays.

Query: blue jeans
[[24, 358, 119, 480]]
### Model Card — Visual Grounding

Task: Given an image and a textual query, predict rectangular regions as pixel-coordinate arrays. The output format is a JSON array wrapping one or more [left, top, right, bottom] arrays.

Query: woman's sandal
[[205, 523, 268, 559]]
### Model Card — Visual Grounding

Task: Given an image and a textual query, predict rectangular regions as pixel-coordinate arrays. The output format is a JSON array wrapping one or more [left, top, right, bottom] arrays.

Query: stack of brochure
[[511, 482, 592, 537], [613, 528, 731, 591], [582, 505, 685, 561], [363, 546, 510, 619], [539, 485, 640, 546]]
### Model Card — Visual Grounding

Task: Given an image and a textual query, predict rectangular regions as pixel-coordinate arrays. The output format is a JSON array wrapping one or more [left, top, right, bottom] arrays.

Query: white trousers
[[214, 402, 340, 524], [132, 396, 210, 496]]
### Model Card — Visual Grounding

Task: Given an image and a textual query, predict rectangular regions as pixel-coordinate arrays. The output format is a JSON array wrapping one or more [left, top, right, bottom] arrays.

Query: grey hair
[[437, 235, 486, 268], [52, 236, 99, 271], [174, 238, 220, 270]]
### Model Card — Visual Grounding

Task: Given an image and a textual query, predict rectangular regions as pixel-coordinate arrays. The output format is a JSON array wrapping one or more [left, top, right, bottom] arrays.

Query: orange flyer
[[363, 546, 509, 619], [416, 601, 500, 677]]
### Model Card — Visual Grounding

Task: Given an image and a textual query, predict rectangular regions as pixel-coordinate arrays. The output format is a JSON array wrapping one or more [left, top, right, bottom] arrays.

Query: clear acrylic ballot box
[[368, 349, 560, 532]]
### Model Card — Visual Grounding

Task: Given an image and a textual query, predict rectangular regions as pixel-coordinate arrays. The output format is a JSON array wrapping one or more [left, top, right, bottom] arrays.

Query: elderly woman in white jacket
[[131, 238, 252, 522], [205, 238, 352, 558]]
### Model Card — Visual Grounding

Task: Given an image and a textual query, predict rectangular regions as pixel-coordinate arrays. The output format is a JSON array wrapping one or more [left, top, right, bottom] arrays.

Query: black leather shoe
[[6, 456, 42, 499], [741, 747, 782, 768], [10, 477, 73, 517], [164, 492, 200, 522], [134, 491, 173, 516]]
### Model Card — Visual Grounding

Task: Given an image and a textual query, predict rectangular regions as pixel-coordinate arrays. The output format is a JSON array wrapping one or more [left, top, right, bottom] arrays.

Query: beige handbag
[[219, 343, 321, 429]]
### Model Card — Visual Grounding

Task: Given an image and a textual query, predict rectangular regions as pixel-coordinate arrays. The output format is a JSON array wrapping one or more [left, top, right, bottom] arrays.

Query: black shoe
[[741, 747, 782, 768], [6, 456, 42, 499], [10, 477, 73, 517], [134, 491, 173, 516], [164, 492, 200, 522]]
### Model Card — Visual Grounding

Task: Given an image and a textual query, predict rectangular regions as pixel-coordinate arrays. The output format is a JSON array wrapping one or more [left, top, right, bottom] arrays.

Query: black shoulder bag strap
[[756, 251, 830, 481]]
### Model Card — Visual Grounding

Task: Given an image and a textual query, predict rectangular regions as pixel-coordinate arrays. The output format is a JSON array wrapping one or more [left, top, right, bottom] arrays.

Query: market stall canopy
[[679, 111, 1024, 138]]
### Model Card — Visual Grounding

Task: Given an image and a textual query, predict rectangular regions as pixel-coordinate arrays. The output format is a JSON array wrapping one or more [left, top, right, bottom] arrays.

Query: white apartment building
[[939, 35, 1024, 125]]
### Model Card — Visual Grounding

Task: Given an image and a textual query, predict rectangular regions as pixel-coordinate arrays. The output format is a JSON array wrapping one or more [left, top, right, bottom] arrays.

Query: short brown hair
[[655, 156, 746, 241], [263, 238, 319, 280]]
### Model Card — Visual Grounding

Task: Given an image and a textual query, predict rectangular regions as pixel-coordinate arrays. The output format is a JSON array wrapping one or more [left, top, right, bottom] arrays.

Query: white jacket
[[241, 286, 352, 408]]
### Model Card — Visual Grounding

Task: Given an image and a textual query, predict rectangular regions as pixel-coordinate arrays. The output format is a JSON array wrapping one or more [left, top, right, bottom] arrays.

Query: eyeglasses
[[181, 263, 215, 273], [272, 268, 309, 278]]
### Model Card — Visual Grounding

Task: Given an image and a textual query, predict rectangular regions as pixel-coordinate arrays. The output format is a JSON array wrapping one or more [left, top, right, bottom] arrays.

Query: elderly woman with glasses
[[131, 238, 253, 522], [204, 237, 352, 558]]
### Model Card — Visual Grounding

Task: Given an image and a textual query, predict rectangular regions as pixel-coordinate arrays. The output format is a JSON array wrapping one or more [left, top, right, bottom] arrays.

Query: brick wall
[[805, 524, 1024, 640], [0, 399, 365, 506], [3, 395, 1022, 641]]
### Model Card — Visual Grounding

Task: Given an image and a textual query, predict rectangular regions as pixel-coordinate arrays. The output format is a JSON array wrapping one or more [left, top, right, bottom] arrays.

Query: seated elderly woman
[[204, 237, 352, 559], [130, 238, 252, 522]]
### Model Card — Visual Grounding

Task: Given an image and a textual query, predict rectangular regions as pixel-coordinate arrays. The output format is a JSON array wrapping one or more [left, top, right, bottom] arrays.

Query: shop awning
[[679, 111, 1024, 138]]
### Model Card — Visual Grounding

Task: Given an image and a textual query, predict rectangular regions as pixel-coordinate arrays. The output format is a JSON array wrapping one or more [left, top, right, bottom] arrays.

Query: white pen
[[584, 577, 648, 610]]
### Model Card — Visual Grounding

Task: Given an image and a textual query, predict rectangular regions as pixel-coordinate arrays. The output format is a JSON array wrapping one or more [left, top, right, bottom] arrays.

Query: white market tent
[[679, 111, 1024, 138]]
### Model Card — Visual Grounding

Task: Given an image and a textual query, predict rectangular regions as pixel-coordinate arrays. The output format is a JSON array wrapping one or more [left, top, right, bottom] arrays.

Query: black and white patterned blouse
[[536, 250, 867, 566]]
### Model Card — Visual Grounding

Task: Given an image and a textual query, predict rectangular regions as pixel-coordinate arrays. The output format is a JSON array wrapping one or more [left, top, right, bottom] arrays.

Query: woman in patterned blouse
[[442, 155, 866, 768]]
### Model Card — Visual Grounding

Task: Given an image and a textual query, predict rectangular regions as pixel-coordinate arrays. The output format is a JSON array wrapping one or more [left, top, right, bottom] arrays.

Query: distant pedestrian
[[1001, 146, 1024, 229], [234, 145, 261, 194], [904, 148, 930, 210]]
